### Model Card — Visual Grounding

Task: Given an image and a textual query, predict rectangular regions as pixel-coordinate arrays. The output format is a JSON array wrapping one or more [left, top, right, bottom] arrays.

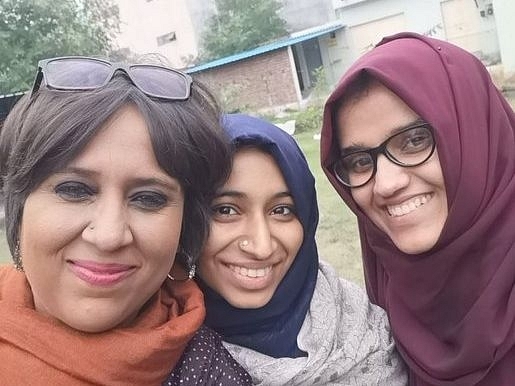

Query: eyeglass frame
[[332, 122, 436, 188], [30, 56, 193, 100]]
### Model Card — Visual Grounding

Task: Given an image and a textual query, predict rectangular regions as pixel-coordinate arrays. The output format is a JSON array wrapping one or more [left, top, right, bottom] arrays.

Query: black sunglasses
[[30, 56, 192, 100]]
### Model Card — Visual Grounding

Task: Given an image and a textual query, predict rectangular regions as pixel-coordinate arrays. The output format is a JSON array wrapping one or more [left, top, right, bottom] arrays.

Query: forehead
[[336, 82, 420, 147], [226, 148, 288, 192], [68, 105, 173, 182]]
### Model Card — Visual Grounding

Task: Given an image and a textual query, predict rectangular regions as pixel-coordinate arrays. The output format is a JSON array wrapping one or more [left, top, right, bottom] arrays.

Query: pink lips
[[68, 260, 135, 287]]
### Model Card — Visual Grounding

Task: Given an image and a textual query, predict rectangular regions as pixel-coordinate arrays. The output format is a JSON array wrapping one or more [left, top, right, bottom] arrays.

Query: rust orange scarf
[[0, 265, 204, 385]]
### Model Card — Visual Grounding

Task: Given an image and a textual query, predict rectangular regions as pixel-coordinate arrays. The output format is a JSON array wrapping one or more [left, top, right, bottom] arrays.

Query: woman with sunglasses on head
[[0, 57, 251, 385], [196, 113, 407, 385], [321, 32, 515, 385]]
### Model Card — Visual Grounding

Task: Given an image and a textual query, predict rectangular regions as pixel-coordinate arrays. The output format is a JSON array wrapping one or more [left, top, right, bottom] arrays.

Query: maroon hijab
[[321, 32, 515, 385]]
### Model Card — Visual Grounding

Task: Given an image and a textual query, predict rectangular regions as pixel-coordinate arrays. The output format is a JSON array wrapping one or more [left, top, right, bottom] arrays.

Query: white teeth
[[387, 194, 432, 217], [229, 265, 272, 278]]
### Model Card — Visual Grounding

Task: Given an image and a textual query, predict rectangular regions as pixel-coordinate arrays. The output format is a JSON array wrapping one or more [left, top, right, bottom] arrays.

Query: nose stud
[[239, 239, 249, 250]]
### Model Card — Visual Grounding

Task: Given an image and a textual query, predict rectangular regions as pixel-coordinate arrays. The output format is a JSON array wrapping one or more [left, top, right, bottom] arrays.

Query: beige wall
[[348, 13, 406, 56], [114, 0, 200, 68], [441, 0, 499, 63]]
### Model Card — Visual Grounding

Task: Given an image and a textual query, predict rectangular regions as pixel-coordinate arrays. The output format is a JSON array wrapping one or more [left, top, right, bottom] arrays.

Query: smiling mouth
[[68, 260, 136, 286], [387, 194, 432, 217], [228, 264, 273, 278]]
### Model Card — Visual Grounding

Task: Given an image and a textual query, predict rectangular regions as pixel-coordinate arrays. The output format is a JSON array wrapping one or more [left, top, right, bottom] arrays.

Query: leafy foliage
[[200, 0, 288, 61], [292, 67, 330, 134], [0, 0, 120, 94], [294, 104, 323, 134]]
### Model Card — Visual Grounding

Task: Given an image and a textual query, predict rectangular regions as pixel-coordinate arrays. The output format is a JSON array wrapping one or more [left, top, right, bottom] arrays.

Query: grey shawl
[[224, 261, 408, 385]]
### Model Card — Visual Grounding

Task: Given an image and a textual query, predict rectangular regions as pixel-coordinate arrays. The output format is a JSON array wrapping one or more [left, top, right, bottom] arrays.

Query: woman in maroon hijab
[[321, 32, 515, 385]]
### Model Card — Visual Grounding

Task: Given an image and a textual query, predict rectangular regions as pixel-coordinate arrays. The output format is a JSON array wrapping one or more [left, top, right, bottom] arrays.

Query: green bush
[[294, 104, 323, 134]]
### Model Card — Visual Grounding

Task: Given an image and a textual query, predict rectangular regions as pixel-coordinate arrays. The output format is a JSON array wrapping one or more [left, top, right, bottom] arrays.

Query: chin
[[393, 237, 439, 255], [226, 294, 273, 309], [62, 315, 122, 333]]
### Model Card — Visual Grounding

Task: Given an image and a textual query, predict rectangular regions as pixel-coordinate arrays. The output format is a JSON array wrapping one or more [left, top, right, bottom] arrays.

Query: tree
[[200, 0, 288, 61], [0, 0, 120, 94]]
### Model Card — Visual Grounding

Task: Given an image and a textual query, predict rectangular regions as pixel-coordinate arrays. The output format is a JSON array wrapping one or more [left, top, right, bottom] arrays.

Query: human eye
[[399, 128, 433, 153], [54, 181, 94, 201], [343, 153, 373, 174], [270, 204, 297, 219], [130, 191, 168, 210], [214, 205, 236, 216], [211, 204, 239, 222]]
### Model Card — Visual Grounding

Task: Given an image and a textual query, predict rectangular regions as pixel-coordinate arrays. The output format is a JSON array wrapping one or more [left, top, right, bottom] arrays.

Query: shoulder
[[0, 265, 14, 278], [297, 262, 408, 385], [315, 260, 391, 337], [164, 325, 252, 385], [316, 260, 369, 305], [0, 265, 22, 297]]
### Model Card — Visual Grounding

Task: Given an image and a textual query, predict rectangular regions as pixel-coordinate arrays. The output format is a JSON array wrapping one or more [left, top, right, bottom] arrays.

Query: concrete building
[[186, 22, 345, 112], [111, 0, 514, 111], [492, 0, 515, 77], [330, 0, 513, 74], [280, 0, 335, 30], [112, 0, 335, 69], [113, 0, 213, 69]]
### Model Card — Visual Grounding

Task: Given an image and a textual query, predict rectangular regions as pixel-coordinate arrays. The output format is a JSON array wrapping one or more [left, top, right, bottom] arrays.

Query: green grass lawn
[[294, 131, 364, 286], [0, 131, 365, 285]]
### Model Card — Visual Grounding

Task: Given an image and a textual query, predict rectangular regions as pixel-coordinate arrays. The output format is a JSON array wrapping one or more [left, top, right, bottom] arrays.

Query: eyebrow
[[340, 118, 425, 155], [56, 167, 182, 193], [214, 189, 293, 201]]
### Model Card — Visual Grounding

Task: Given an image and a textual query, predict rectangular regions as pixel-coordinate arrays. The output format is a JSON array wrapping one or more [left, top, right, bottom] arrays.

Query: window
[[157, 32, 176, 46]]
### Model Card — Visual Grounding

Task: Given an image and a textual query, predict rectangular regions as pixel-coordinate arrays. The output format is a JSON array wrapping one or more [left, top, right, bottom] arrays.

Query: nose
[[241, 215, 275, 260], [82, 198, 133, 251], [372, 154, 410, 197]]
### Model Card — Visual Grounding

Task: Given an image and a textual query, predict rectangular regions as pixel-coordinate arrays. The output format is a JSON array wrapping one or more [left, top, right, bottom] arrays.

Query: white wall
[[492, 0, 515, 74], [281, 0, 335, 31], [327, 0, 445, 85], [114, 0, 201, 68], [319, 30, 353, 87], [334, 0, 444, 39], [441, 0, 499, 63], [330, 0, 514, 77]]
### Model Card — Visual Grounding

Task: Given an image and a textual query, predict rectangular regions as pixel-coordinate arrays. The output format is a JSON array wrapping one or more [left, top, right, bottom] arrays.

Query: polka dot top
[[164, 325, 252, 385]]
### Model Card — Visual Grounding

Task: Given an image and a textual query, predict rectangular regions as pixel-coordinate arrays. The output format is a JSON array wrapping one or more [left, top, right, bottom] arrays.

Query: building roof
[[185, 21, 345, 73]]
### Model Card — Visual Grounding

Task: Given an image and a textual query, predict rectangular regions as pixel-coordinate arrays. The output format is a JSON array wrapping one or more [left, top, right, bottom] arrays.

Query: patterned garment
[[165, 325, 252, 385], [224, 261, 408, 386]]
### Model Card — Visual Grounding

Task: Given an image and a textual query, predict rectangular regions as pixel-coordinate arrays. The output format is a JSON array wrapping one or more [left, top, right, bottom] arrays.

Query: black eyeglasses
[[30, 56, 192, 100], [332, 123, 436, 188]]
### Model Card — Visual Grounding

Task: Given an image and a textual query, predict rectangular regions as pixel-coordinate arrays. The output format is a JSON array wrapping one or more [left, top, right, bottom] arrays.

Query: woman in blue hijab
[[197, 114, 407, 385]]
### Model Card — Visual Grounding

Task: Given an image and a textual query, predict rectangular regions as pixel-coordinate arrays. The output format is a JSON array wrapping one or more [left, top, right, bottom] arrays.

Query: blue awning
[[186, 21, 345, 73]]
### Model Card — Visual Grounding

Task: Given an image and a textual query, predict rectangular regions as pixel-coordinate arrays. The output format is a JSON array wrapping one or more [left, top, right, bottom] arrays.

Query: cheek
[[350, 187, 372, 215], [136, 209, 184, 260], [285, 221, 304, 264], [429, 153, 447, 192], [198, 224, 228, 276], [20, 195, 81, 259]]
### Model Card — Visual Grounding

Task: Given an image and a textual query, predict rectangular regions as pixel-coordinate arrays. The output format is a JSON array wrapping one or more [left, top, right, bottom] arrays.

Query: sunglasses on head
[[30, 56, 192, 101]]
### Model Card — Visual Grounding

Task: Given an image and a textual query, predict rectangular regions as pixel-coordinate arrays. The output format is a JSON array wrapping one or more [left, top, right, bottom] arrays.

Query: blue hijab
[[199, 113, 319, 358]]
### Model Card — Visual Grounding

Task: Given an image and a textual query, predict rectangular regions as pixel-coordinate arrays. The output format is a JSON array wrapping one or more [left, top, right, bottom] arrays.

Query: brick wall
[[192, 48, 299, 112]]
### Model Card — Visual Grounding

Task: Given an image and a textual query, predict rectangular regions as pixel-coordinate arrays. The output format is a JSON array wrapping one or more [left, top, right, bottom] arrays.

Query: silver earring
[[167, 248, 196, 281], [239, 239, 249, 250], [167, 264, 196, 281], [13, 240, 23, 272]]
